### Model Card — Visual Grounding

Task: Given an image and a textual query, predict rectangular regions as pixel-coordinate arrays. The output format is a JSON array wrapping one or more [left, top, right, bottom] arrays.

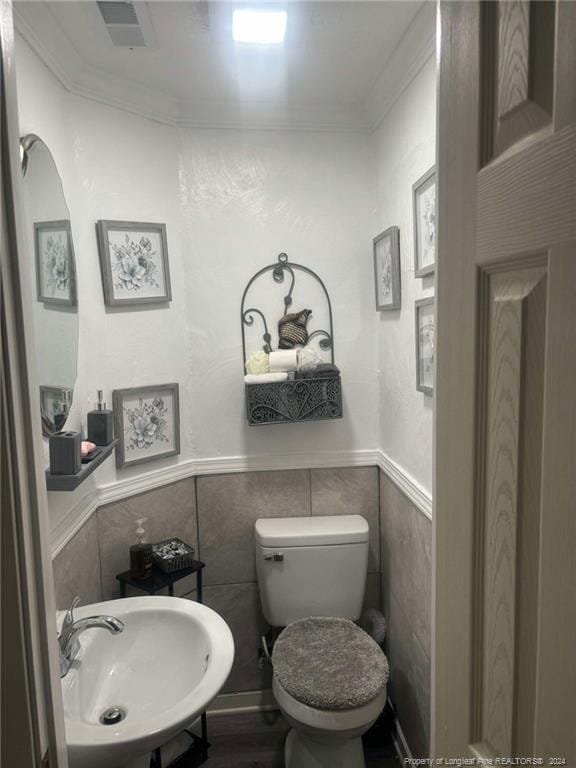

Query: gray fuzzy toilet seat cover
[[272, 617, 389, 710]]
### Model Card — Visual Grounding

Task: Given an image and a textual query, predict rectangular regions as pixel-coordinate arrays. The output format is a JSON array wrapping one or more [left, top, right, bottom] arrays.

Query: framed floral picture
[[97, 220, 172, 307], [34, 220, 76, 307], [415, 297, 435, 395], [373, 226, 401, 311], [412, 166, 436, 277], [113, 383, 180, 469]]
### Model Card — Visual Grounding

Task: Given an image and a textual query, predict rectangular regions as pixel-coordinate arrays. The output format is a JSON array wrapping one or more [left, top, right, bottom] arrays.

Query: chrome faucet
[[59, 596, 124, 678]]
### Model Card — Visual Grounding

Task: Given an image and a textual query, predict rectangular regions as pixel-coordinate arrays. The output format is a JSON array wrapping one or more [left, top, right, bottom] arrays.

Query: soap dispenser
[[87, 390, 114, 446], [130, 518, 153, 580]]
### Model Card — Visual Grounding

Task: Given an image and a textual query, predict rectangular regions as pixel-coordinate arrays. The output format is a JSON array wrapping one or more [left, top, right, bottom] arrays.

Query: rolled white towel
[[269, 349, 298, 372], [244, 372, 289, 384]]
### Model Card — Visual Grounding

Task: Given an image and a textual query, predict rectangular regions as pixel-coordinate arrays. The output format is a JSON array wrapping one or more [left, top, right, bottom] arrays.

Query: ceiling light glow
[[233, 9, 287, 45]]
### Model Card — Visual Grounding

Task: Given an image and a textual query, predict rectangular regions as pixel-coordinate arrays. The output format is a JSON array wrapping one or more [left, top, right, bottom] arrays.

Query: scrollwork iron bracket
[[240, 253, 335, 365]]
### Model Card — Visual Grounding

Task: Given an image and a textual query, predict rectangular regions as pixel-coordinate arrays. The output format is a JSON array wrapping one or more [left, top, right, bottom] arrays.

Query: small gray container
[[49, 430, 81, 475], [151, 538, 195, 573]]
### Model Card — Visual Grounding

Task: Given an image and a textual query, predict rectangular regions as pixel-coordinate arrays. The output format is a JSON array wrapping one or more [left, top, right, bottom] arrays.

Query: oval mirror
[[20, 134, 79, 437]]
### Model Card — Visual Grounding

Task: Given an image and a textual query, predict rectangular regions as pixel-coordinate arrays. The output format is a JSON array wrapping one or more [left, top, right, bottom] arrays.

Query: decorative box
[[241, 253, 342, 427], [245, 375, 343, 426], [151, 538, 195, 573]]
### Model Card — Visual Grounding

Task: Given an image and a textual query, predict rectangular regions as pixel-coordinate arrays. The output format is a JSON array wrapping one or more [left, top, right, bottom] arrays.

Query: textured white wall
[[178, 128, 378, 461], [16, 35, 436, 534], [373, 55, 436, 494], [15, 37, 379, 532]]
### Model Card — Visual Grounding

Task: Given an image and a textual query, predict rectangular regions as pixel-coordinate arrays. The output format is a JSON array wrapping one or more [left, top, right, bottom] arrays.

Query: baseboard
[[207, 689, 277, 717], [208, 690, 414, 761], [388, 698, 414, 762]]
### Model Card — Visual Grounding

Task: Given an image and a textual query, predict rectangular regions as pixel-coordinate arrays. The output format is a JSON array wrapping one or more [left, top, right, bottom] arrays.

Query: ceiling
[[14, 1, 435, 130]]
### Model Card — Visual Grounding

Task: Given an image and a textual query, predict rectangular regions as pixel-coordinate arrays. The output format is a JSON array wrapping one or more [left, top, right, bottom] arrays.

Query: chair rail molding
[[51, 447, 432, 557], [51, 449, 381, 556], [376, 450, 433, 520]]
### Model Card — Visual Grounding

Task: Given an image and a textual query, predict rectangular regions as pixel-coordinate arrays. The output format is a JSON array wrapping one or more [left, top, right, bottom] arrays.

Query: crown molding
[[364, 1, 436, 130], [14, 2, 80, 92], [15, 2, 434, 133], [13, 4, 181, 125]]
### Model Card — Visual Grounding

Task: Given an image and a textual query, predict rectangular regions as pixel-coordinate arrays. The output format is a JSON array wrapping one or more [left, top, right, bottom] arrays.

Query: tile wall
[[379, 470, 432, 757], [53, 467, 381, 695], [53, 466, 431, 755]]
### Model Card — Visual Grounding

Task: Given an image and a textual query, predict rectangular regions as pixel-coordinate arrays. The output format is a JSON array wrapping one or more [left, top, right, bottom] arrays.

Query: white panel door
[[434, 1, 576, 762]]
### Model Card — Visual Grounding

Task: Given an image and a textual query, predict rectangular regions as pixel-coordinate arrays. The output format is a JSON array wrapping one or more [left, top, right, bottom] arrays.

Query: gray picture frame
[[97, 220, 172, 307], [373, 225, 401, 311], [34, 220, 77, 307], [113, 383, 180, 469], [415, 297, 435, 396], [412, 166, 436, 278]]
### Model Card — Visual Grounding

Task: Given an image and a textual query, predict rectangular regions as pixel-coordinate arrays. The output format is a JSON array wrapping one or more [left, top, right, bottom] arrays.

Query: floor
[[201, 708, 399, 768]]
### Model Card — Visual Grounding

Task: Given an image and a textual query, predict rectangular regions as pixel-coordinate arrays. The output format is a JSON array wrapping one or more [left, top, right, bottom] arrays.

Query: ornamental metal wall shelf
[[241, 253, 343, 426]]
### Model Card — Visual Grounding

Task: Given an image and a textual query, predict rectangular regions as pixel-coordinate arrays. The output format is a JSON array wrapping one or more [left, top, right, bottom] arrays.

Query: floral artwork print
[[374, 226, 400, 311], [110, 234, 160, 293], [114, 384, 180, 469], [419, 318, 435, 382], [98, 222, 171, 306], [414, 170, 436, 275], [422, 190, 435, 252], [44, 233, 70, 292], [377, 237, 392, 302], [35, 221, 76, 306], [416, 300, 435, 394], [124, 396, 169, 451]]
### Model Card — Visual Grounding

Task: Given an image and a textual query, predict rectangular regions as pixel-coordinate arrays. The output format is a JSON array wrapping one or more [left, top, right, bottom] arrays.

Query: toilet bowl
[[254, 516, 389, 768], [274, 677, 387, 768]]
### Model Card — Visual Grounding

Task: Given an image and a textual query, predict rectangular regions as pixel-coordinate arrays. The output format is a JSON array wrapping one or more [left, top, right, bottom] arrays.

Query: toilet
[[255, 515, 389, 768]]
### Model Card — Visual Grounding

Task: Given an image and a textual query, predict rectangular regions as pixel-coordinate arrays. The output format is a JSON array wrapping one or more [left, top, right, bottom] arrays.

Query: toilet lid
[[271, 617, 389, 710]]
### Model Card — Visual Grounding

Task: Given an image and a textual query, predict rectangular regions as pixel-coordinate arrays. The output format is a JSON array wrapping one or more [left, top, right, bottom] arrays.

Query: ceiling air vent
[[96, 1, 146, 47]]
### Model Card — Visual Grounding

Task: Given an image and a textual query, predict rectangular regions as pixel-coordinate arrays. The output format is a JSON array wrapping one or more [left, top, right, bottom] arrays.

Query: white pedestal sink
[[60, 596, 234, 768]]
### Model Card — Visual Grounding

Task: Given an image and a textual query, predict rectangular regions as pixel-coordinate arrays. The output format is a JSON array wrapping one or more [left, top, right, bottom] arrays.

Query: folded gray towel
[[296, 364, 340, 380]]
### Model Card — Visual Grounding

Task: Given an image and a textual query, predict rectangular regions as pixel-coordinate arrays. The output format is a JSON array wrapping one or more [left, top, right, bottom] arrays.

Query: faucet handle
[[60, 596, 81, 638]]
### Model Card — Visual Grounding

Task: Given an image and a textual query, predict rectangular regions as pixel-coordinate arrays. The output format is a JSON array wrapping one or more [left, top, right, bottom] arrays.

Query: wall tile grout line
[[194, 475, 201, 561], [95, 508, 105, 604], [378, 468, 383, 607]]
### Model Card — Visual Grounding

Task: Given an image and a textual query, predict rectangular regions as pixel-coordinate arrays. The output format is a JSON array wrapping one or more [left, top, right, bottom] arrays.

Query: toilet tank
[[255, 515, 369, 627]]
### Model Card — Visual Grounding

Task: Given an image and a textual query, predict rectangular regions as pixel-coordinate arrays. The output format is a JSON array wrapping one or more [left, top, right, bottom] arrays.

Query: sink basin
[[60, 596, 234, 768]]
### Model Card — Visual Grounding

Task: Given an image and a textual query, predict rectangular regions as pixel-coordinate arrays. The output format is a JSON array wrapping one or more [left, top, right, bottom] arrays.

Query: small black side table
[[115, 560, 209, 768], [116, 560, 204, 601]]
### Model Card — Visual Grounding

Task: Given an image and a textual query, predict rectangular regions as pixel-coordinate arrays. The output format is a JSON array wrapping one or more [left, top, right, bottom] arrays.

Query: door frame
[[432, 1, 481, 756], [1, 0, 68, 764]]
